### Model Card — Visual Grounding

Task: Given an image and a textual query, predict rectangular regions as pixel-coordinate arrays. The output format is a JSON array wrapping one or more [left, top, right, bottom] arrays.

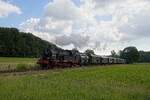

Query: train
[[37, 48, 126, 69]]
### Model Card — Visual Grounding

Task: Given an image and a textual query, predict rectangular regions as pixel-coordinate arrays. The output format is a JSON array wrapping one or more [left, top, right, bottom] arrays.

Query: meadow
[[0, 57, 36, 64], [0, 57, 37, 71], [0, 58, 150, 100]]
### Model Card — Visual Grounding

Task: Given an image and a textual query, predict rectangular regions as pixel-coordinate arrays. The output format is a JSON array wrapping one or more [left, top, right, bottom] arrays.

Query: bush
[[30, 64, 41, 70], [16, 64, 28, 71], [16, 63, 41, 72]]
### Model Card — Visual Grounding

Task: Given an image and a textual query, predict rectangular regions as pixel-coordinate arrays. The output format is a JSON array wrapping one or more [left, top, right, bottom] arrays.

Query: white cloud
[[55, 33, 90, 48], [20, 18, 55, 41], [44, 0, 83, 20], [20, 0, 150, 55], [0, 0, 21, 17]]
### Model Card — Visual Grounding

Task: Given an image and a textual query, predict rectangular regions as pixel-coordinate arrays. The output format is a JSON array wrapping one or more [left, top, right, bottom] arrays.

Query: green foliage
[[110, 50, 121, 58], [72, 48, 79, 52], [0, 27, 57, 57], [139, 51, 150, 63], [16, 63, 40, 71], [121, 46, 140, 63], [111, 50, 116, 57], [30, 64, 41, 70], [0, 64, 150, 100], [16, 64, 28, 71], [85, 49, 95, 56]]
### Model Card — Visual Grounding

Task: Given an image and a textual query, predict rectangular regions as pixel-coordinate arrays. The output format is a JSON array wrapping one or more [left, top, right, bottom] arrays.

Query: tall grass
[[0, 64, 150, 100], [0, 57, 37, 72], [0, 57, 36, 64]]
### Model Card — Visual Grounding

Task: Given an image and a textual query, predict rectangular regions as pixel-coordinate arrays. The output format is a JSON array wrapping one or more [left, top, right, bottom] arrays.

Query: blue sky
[[0, 0, 111, 27], [0, 0, 49, 27], [0, 0, 77, 27]]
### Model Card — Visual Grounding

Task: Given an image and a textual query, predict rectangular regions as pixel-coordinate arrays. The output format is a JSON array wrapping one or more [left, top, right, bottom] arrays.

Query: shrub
[[16, 63, 41, 72], [29, 64, 41, 70], [16, 64, 28, 71]]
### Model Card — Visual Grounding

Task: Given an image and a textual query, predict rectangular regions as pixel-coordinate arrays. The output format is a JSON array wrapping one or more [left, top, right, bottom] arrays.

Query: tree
[[121, 46, 139, 63], [118, 50, 123, 57], [138, 51, 150, 63], [72, 48, 79, 52], [111, 50, 117, 57], [0, 27, 58, 57], [85, 49, 95, 56]]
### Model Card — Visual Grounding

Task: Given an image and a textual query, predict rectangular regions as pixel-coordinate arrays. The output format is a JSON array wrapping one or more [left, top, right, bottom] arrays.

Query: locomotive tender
[[37, 48, 126, 69]]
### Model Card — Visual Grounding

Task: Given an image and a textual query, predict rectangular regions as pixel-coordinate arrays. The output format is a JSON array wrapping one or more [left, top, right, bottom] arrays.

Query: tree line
[[111, 47, 150, 63], [0, 27, 58, 57], [85, 47, 150, 63]]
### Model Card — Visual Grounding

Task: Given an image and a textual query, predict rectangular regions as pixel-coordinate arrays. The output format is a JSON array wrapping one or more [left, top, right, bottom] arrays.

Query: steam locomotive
[[37, 48, 126, 69]]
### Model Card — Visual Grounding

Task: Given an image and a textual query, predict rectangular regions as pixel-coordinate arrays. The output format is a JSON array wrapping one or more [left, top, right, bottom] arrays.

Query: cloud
[[0, 0, 21, 17], [20, 18, 40, 32], [44, 0, 83, 20], [38, 17, 73, 35], [119, 8, 150, 38], [20, 0, 150, 55], [55, 33, 90, 48], [20, 18, 55, 41]]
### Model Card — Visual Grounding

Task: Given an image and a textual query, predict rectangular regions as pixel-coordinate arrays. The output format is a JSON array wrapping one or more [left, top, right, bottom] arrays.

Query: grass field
[[0, 57, 37, 71], [0, 62, 150, 100], [0, 57, 36, 64]]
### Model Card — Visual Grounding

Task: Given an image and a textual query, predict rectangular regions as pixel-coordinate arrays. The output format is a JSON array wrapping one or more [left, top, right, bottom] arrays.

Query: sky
[[0, 0, 150, 55]]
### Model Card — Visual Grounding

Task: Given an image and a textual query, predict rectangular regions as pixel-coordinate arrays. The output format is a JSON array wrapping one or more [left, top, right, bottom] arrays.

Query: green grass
[[0, 57, 36, 64], [0, 57, 37, 71], [0, 64, 150, 100]]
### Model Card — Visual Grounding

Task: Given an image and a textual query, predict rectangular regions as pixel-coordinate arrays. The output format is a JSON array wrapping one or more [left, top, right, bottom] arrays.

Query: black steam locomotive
[[37, 48, 126, 69]]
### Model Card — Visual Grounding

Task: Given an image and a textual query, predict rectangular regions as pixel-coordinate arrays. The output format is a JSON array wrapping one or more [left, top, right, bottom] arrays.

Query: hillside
[[0, 27, 58, 57]]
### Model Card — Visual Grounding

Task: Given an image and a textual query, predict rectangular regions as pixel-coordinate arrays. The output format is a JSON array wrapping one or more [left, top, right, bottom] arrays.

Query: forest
[[0, 27, 58, 57]]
